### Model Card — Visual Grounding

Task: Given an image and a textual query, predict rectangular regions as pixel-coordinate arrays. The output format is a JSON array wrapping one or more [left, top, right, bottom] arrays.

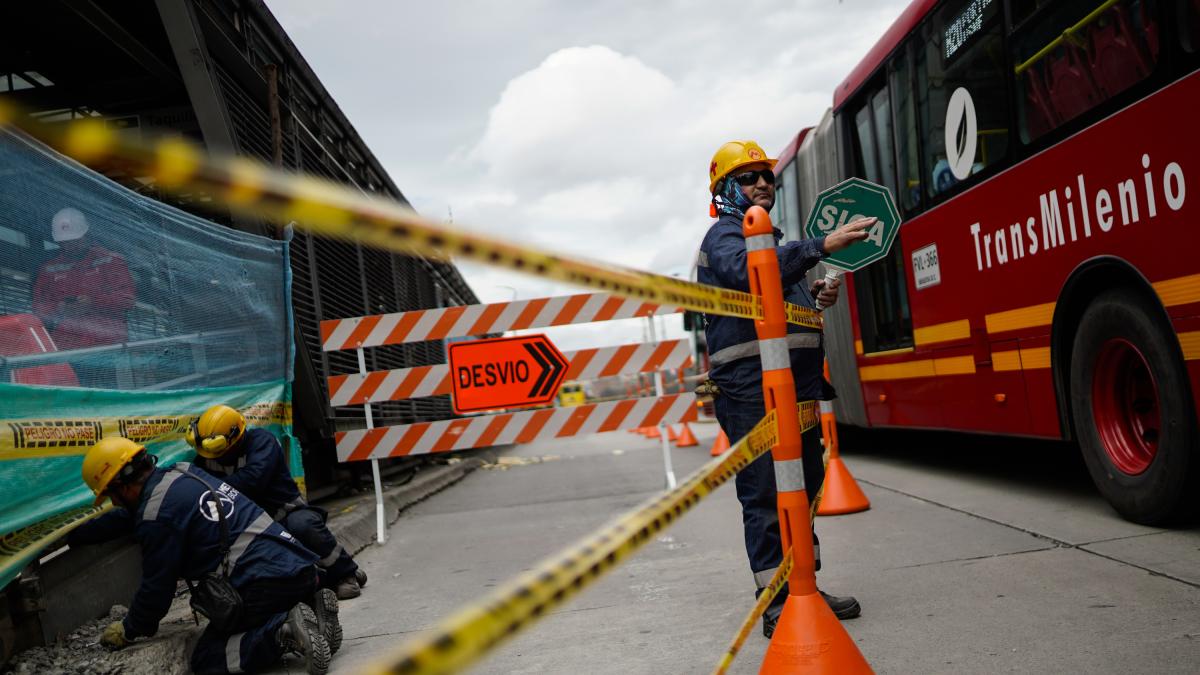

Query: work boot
[[354, 567, 368, 588], [309, 588, 343, 655], [277, 602, 332, 675], [334, 574, 361, 600], [820, 590, 861, 620], [762, 603, 783, 639]]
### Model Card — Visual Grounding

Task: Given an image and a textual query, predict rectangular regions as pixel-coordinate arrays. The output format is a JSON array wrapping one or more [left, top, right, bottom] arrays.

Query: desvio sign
[[448, 334, 569, 414]]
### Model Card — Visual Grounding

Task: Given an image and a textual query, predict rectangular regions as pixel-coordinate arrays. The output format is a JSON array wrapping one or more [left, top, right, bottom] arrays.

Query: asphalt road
[[272, 421, 1200, 675]]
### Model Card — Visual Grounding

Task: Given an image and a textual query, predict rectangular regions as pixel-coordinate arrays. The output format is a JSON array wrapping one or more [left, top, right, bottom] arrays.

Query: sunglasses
[[732, 169, 776, 187]]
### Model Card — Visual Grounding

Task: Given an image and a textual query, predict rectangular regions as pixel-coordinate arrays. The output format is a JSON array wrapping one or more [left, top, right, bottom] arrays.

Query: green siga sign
[[802, 177, 901, 272]]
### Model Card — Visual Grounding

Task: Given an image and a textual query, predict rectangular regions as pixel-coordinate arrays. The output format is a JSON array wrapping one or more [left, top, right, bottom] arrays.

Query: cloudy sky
[[269, 0, 909, 349]]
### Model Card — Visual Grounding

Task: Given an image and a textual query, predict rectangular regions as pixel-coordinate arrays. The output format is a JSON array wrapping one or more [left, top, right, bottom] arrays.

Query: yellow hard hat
[[186, 404, 247, 459], [708, 140, 777, 193], [82, 437, 146, 506]]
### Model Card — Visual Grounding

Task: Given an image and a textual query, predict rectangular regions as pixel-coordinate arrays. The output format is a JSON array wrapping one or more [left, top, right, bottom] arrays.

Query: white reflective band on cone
[[758, 337, 790, 372], [819, 400, 833, 414], [744, 233, 775, 252], [773, 458, 806, 493]]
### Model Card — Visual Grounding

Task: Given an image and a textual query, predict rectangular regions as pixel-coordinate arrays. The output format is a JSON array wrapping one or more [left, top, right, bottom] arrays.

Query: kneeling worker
[[188, 404, 367, 599], [69, 437, 340, 674]]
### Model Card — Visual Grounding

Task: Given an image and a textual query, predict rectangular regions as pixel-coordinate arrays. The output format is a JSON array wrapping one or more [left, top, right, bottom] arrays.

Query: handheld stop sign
[[448, 334, 569, 414], [802, 177, 901, 307]]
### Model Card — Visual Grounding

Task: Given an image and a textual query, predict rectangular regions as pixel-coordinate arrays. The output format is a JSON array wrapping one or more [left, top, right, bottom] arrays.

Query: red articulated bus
[[770, 0, 1200, 524]]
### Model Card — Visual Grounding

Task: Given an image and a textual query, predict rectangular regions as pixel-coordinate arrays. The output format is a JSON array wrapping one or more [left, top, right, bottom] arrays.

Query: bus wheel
[[1069, 288, 1199, 525]]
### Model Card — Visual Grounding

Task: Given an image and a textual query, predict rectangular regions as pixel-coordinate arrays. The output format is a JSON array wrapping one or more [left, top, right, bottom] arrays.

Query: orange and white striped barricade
[[742, 206, 872, 674], [321, 292, 695, 542]]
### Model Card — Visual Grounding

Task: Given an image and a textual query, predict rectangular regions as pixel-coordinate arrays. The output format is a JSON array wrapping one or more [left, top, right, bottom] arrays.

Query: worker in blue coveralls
[[69, 436, 341, 674], [188, 404, 367, 600], [697, 140, 874, 638]]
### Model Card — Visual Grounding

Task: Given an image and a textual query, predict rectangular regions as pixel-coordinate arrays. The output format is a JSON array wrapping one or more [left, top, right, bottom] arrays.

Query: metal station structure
[[0, 0, 475, 661]]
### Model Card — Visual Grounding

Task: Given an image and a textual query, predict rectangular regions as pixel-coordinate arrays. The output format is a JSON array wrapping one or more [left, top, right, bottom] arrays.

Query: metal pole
[[358, 347, 386, 545], [648, 317, 676, 489]]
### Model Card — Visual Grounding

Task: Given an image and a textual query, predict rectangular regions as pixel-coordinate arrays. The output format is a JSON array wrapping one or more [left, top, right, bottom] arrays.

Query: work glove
[[100, 620, 130, 650]]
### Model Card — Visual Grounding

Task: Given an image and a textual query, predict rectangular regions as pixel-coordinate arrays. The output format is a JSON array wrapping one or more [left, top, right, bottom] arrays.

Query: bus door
[[844, 70, 931, 427]]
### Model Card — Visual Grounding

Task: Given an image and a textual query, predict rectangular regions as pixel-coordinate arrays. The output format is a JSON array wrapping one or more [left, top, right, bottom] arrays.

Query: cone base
[[759, 591, 873, 674], [816, 457, 870, 516]]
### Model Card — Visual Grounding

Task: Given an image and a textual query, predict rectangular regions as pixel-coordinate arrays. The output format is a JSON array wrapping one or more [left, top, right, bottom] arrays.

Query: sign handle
[[358, 346, 387, 545], [814, 268, 841, 311], [648, 317, 677, 489]]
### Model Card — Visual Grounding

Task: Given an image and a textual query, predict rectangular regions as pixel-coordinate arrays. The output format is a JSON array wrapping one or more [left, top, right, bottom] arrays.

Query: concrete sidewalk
[[5, 454, 493, 674]]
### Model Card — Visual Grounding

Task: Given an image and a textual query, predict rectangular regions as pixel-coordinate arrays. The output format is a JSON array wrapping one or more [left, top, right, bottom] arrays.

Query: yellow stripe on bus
[[858, 355, 975, 381], [984, 302, 1056, 335], [1018, 346, 1052, 369], [1177, 331, 1200, 360], [858, 360, 934, 382], [1154, 274, 1200, 308], [992, 350, 1022, 372], [933, 355, 976, 376], [914, 319, 971, 347]]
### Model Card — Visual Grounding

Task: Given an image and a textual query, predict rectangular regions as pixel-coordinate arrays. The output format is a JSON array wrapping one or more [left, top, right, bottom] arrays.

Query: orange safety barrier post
[[743, 206, 872, 674], [675, 422, 699, 448], [816, 360, 870, 516], [710, 430, 730, 456]]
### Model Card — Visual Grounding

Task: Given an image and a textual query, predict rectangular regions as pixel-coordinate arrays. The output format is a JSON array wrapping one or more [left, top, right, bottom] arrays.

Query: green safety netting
[[0, 127, 297, 590]]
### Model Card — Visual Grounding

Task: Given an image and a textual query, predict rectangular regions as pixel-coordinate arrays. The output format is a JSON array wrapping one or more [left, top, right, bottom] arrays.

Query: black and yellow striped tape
[[362, 402, 819, 675], [0, 105, 822, 329]]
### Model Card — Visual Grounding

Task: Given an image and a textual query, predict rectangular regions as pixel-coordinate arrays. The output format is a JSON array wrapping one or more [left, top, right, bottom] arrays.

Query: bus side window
[[1011, 0, 1161, 144], [780, 162, 801, 240], [848, 79, 914, 355], [916, 0, 1009, 199], [890, 42, 921, 215], [1177, 0, 1200, 56]]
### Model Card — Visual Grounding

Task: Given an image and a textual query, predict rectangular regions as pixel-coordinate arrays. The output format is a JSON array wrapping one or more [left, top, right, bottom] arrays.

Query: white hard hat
[[51, 207, 90, 242]]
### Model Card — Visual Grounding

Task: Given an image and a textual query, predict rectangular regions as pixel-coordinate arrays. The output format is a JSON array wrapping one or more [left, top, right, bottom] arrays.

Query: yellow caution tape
[[0, 105, 822, 329], [362, 402, 819, 675], [0, 403, 291, 461]]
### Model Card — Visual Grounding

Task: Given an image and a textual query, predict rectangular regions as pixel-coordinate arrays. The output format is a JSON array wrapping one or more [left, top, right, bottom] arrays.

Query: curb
[[327, 457, 488, 556]]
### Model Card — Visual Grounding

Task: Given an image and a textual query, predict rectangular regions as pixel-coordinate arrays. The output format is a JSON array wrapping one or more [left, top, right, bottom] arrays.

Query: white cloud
[[269, 1, 910, 354]]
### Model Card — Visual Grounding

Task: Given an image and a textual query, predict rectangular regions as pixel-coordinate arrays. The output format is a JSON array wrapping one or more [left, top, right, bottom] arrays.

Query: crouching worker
[[69, 437, 341, 675], [188, 405, 367, 599]]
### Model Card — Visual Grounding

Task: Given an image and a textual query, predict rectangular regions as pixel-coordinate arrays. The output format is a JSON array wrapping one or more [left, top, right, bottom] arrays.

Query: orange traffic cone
[[674, 423, 698, 447], [709, 430, 730, 456], [666, 424, 679, 442], [760, 590, 873, 674], [817, 456, 871, 515], [644, 425, 661, 439], [816, 362, 870, 516]]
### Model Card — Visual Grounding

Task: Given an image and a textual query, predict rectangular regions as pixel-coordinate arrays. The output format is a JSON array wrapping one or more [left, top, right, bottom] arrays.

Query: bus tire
[[1069, 287, 1200, 525]]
